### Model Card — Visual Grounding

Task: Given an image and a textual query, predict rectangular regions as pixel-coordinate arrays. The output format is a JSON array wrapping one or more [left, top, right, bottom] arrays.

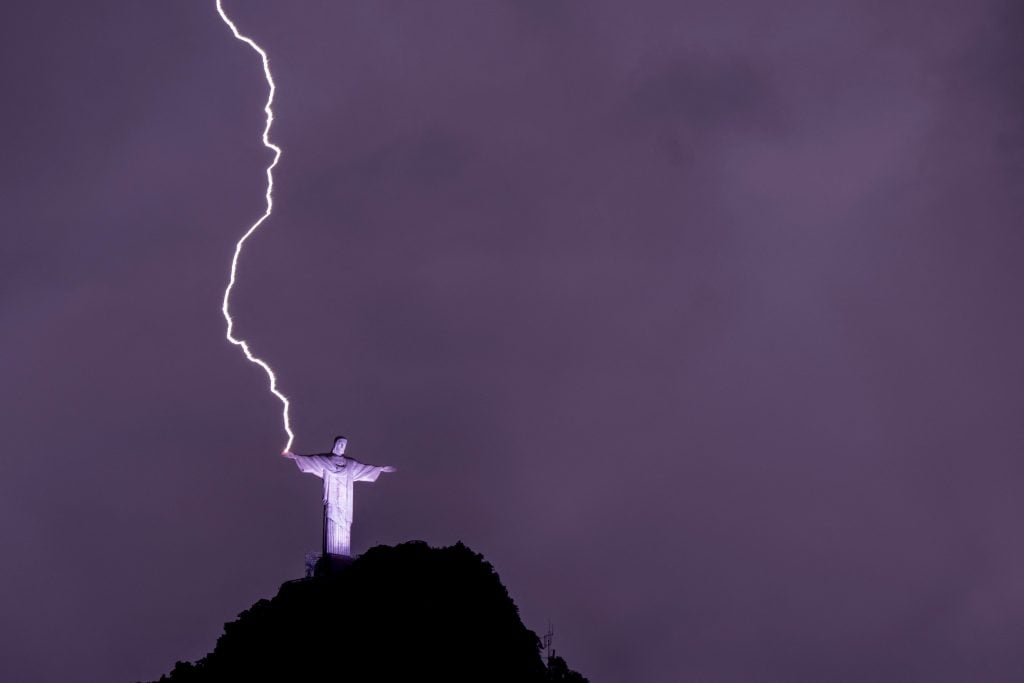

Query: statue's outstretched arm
[[283, 452, 331, 477], [349, 456, 396, 470], [350, 460, 397, 481]]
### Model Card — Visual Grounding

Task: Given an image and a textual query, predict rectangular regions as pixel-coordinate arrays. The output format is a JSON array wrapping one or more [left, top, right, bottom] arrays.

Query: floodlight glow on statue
[[285, 437, 396, 557]]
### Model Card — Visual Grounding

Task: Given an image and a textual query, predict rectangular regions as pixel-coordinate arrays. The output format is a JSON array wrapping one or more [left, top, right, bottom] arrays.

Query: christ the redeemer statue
[[284, 436, 396, 558]]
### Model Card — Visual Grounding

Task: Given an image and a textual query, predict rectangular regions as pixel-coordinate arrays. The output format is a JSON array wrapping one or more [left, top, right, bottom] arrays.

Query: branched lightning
[[215, 0, 295, 453]]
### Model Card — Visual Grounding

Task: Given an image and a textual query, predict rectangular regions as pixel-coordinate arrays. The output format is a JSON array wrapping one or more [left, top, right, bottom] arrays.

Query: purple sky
[[2, 1, 1024, 681]]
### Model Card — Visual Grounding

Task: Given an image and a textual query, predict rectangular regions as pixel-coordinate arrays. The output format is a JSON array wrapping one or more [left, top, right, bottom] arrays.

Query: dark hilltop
[[147, 541, 588, 682]]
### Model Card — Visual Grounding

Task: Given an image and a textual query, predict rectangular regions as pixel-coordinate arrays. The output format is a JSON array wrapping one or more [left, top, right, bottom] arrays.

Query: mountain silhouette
[[147, 541, 587, 682]]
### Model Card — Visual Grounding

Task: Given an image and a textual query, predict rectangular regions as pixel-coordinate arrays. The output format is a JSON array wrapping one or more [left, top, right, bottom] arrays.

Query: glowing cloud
[[214, 0, 294, 453]]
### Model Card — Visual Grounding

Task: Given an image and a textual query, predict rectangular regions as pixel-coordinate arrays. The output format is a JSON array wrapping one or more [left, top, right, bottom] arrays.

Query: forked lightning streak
[[215, 0, 295, 453]]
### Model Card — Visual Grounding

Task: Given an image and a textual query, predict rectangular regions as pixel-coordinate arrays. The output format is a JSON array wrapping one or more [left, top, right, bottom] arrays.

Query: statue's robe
[[286, 453, 388, 557]]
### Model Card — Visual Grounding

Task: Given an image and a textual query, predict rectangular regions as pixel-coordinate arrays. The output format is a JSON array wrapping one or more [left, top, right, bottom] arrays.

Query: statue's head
[[332, 436, 348, 456]]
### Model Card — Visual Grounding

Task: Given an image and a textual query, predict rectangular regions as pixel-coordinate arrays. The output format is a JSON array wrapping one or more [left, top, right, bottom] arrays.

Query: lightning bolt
[[215, 0, 295, 453]]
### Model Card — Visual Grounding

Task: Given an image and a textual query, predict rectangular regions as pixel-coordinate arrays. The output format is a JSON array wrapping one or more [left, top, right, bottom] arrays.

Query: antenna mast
[[542, 620, 555, 663]]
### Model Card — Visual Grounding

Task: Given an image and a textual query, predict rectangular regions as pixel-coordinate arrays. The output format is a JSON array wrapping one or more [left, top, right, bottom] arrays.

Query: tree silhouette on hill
[[148, 541, 587, 682]]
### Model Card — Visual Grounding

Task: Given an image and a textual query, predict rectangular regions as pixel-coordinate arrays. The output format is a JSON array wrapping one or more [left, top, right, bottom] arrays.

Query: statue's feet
[[313, 553, 354, 576]]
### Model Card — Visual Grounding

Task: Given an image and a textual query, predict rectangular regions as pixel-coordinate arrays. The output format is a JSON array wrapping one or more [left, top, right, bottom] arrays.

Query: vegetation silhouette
[[150, 541, 587, 682]]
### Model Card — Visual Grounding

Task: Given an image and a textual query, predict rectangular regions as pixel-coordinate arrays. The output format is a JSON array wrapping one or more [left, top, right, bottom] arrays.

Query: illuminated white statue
[[284, 436, 396, 557]]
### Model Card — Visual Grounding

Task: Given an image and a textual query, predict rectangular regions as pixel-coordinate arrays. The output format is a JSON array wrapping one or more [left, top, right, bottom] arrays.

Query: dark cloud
[[2, 1, 1023, 682], [628, 57, 776, 130]]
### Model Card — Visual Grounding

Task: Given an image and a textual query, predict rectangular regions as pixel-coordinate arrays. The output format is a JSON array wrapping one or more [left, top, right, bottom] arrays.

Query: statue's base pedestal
[[305, 552, 353, 577]]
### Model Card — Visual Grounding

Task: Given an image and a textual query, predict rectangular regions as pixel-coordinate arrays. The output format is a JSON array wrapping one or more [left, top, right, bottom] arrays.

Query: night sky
[[3, 1, 1024, 681]]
